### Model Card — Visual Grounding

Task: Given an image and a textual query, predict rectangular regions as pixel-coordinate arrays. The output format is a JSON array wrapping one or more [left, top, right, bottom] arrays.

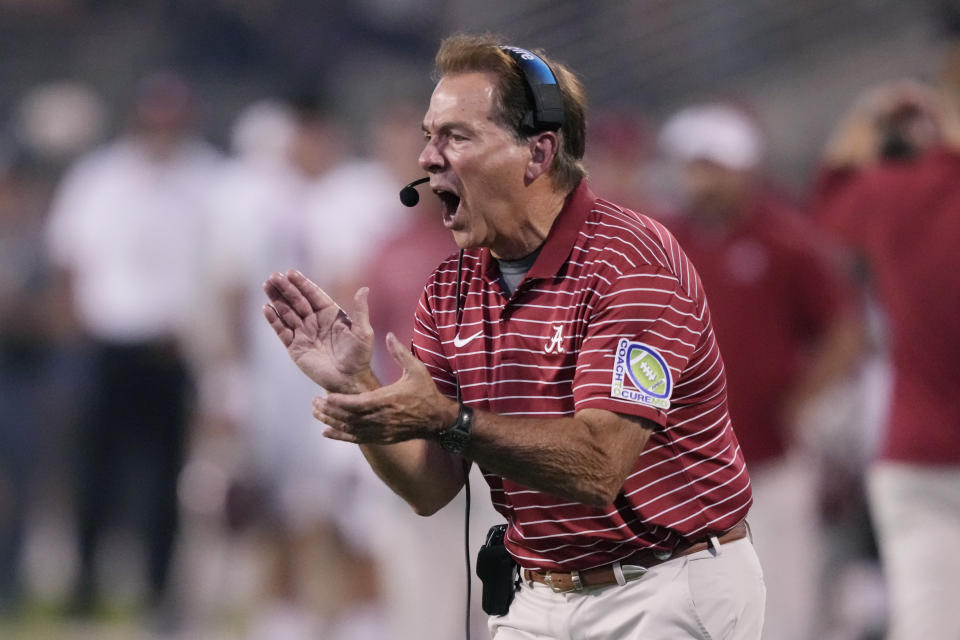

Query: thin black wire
[[454, 249, 472, 640], [463, 459, 472, 640]]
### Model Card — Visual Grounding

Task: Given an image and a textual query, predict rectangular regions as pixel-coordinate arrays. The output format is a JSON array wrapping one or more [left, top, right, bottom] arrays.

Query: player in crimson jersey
[[262, 34, 764, 638], [812, 73, 960, 640]]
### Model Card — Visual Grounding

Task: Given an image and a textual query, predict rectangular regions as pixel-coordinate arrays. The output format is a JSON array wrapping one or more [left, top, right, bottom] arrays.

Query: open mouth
[[434, 188, 462, 226]]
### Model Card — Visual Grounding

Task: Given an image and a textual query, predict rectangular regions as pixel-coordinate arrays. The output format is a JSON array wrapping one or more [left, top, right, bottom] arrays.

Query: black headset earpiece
[[498, 45, 565, 133]]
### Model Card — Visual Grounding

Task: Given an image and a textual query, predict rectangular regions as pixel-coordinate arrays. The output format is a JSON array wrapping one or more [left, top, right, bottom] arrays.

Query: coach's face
[[419, 72, 532, 255]]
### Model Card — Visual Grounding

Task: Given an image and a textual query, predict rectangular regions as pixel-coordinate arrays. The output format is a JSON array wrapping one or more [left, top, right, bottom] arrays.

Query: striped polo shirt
[[411, 181, 752, 571]]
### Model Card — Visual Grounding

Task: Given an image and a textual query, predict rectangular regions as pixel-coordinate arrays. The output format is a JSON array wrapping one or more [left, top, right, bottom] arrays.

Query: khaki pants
[[747, 455, 822, 640], [490, 536, 765, 639], [868, 462, 960, 640]]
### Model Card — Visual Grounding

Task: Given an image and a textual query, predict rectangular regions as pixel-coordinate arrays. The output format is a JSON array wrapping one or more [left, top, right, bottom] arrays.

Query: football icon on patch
[[610, 339, 672, 410], [628, 346, 669, 394]]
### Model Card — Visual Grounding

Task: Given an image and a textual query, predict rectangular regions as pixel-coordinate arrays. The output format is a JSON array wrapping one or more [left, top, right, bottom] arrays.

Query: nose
[[418, 137, 444, 174]]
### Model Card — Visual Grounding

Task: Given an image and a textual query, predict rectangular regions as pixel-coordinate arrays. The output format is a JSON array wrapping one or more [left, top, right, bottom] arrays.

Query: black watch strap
[[437, 404, 474, 454]]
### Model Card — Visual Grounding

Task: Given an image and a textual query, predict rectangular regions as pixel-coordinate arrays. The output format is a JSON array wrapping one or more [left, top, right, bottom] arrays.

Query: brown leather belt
[[522, 521, 749, 593]]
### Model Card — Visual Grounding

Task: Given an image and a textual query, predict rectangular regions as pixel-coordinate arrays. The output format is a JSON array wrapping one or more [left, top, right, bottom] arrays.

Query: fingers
[[321, 428, 359, 443], [264, 272, 314, 324], [288, 269, 338, 314], [314, 396, 356, 424], [314, 398, 378, 444], [264, 287, 305, 331], [313, 398, 358, 442], [322, 389, 382, 414], [262, 304, 294, 346]]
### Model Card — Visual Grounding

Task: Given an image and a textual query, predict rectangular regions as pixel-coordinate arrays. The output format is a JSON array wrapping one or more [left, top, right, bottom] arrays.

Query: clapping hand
[[263, 270, 377, 394], [312, 331, 459, 444]]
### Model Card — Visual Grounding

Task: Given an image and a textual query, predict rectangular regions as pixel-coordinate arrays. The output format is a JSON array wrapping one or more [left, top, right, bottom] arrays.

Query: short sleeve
[[573, 266, 704, 426], [410, 281, 458, 400]]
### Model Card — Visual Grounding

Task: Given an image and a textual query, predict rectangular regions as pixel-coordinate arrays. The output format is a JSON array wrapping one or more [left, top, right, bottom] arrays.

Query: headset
[[498, 45, 565, 133], [397, 44, 564, 640], [399, 45, 566, 207]]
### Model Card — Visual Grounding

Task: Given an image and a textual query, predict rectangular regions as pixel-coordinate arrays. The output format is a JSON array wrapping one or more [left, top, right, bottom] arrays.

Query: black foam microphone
[[399, 177, 429, 207]]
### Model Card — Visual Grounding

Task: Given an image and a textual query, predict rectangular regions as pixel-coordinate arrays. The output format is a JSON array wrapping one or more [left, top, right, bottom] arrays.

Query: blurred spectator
[[661, 103, 864, 640], [812, 45, 960, 640], [202, 91, 410, 639], [361, 103, 455, 382], [583, 108, 652, 213], [358, 101, 501, 640], [0, 146, 56, 614], [13, 81, 108, 166], [44, 71, 221, 619]]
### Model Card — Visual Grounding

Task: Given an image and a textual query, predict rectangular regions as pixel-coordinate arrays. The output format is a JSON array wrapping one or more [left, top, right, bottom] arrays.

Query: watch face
[[439, 425, 470, 454], [439, 405, 473, 454]]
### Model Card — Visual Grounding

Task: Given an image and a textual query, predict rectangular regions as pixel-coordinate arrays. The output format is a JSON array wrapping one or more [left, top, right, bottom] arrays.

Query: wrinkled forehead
[[422, 72, 500, 129]]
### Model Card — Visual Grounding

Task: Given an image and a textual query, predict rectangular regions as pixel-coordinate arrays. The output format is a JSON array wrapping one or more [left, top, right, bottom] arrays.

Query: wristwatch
[[436, 404, 474, 454]]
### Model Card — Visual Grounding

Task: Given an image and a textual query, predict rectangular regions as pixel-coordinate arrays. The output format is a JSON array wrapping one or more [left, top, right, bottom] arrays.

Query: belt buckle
[[543, 570, 582, 593]]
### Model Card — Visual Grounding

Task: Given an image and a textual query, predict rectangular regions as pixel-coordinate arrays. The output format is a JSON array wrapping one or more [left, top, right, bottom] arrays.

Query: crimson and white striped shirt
[[411, 181, 752, 571]]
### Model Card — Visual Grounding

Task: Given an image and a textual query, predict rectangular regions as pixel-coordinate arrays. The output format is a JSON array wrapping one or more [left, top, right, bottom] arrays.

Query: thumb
[[386, 332, 418, 375], [351, 287, 373, 341]]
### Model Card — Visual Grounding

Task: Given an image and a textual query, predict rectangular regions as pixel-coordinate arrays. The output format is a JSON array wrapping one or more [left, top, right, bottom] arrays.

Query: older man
[[263, 34, 764, 639]]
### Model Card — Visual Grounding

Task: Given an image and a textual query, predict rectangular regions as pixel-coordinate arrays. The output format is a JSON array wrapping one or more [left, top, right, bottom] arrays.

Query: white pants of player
[[489, 536, 765, 639], [747, 454, 822, 640], [867, 462, 960, 640]]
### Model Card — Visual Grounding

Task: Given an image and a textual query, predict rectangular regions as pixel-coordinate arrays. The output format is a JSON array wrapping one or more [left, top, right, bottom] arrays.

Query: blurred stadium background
[[2, 1, 959, 639], [2, 0, 956, 182]]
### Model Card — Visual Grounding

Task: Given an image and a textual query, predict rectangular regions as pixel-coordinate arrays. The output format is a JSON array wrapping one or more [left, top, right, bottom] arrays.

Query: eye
[[451, 133, 468, 142]]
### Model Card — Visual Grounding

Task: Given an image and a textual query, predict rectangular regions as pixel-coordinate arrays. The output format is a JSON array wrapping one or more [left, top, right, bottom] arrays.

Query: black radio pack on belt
[[476, 524, 519, 616]]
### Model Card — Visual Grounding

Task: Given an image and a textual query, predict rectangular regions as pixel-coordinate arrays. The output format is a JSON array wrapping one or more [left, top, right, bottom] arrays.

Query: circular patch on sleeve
[[610, 339, 673, 410]]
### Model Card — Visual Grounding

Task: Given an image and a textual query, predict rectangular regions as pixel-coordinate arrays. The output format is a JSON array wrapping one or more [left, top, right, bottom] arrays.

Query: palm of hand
[[289, 304, 371, 389], [263, 271, 375, 393]]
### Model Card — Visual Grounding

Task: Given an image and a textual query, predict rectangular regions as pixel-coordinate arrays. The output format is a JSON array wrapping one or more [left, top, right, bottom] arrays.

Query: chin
[[451, 231, 475, 249]]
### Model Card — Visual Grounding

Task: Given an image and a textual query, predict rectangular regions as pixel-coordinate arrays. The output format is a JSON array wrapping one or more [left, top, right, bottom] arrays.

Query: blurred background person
[[43, 71, 221, 621], [660, 103, 865, 640], [582, 108, 653, 213], [0, 145, 57, 614], [811, 43, 960, 640], [361, 100, 453, 383], [201, 90, 412, 640], [358, 99, 503, 640], [0, 79, 108, 623]]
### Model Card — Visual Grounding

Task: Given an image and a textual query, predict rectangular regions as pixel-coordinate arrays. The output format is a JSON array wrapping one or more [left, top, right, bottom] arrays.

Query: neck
[[490, 186, 569, 260]]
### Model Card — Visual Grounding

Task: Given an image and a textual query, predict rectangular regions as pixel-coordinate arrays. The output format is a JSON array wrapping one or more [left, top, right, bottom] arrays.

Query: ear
[[525, 131, 560, 184]]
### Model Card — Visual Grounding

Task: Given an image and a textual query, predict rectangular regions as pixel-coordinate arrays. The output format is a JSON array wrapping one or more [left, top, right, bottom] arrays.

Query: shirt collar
[[478, 179, 595, 281]]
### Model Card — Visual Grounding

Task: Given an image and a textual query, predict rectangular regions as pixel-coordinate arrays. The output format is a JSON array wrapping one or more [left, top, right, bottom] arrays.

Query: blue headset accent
[[499, 45, 565, 133]]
